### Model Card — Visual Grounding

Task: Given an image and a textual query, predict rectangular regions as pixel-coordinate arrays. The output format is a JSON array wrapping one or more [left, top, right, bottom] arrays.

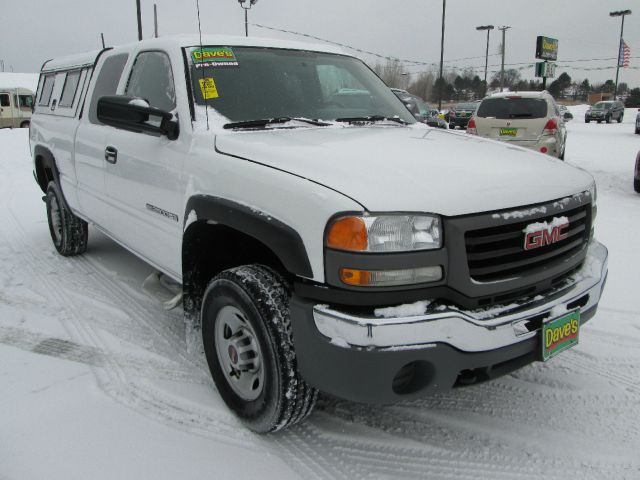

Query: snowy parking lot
[[1, 107, 639, 479]]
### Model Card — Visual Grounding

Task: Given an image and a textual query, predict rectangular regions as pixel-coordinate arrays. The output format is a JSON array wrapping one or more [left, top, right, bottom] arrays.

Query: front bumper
[[290, 240, 608, 403]]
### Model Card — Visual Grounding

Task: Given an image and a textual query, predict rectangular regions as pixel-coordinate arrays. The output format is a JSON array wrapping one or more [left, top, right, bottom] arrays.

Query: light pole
[[136, 0, 143, 40], [610, 9, 632, 98], [476, 25, 494, 94], [437, 0, 446, 110], [498, 26, 511, 92], [238, 0, 259, 37]]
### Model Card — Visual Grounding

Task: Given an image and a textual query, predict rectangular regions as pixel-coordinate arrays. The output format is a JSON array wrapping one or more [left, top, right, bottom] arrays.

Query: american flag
[[618, 39, 631, 68]]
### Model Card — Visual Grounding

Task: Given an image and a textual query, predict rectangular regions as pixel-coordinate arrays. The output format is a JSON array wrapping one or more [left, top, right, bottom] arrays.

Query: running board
[[142, 271, 183, 310]]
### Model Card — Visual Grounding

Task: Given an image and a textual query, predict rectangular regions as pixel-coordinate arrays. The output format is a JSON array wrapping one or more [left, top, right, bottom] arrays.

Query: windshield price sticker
[[199, 77, 219, 99], [542, 310, 580, 361], [192, 47, 238, 68]]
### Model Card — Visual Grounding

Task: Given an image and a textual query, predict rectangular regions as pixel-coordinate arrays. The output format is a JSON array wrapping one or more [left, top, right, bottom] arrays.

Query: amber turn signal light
[[326, 216, 368, 251]]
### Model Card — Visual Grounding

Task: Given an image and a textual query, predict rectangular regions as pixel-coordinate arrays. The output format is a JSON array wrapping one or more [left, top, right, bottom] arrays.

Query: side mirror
[[97, 95, 179, 140], [563, 111, 573, 121]]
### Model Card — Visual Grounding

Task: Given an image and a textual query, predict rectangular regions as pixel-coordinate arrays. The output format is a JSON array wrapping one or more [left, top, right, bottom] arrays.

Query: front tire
[[201, 264, 317, 433], [46, 182, 88, 256], [618, 115, 623, 124]]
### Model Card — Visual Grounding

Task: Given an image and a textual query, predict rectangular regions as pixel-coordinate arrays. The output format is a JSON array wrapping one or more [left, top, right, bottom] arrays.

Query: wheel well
[[182, 221, 288, 326], [34, 152, 57, 193], [20, 120, 30, 128]]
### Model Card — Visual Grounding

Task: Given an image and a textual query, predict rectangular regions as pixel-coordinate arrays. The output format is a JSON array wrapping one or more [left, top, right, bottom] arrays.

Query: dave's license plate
[[542, 310, 580, 361], [500, 128, 518, 136]]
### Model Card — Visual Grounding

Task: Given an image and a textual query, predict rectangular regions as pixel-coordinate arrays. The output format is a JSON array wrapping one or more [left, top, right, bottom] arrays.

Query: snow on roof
[[41, 34, 347, 73], [0, 73, 39, 92], [488, 90, 549, 99]]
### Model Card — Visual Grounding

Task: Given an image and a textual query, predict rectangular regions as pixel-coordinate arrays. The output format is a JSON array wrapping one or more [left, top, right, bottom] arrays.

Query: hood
[[215, 126, 594, 216]]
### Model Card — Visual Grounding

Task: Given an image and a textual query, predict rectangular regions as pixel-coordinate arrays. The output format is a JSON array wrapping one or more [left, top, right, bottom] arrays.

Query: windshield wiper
[[335, 115, 409, 125], [223, 117, 330, 129]]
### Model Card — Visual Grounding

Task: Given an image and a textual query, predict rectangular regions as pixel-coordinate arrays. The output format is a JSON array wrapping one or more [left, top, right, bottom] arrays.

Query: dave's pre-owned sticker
[[199, 77, 219, 100], [192, 47, 238, 68]]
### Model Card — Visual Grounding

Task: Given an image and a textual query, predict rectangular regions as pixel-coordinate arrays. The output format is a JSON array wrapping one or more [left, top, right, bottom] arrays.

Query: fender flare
[[33, 145, 60, 192], [184, 195, 313, 278]]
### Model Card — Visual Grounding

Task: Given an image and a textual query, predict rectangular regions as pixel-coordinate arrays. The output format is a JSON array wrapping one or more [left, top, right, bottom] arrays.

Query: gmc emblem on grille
[[523, 219, 569, 251]]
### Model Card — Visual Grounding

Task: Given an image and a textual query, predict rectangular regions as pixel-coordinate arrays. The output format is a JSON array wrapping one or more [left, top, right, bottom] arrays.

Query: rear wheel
[[46, 182, 88, 256], [635, 178, 640, 193], [20, 121, 30, 128], [617, 115, 623, 124], [606, 115, 612, 124], [201, 264, 317, 433], [585, 119, 590, 123]]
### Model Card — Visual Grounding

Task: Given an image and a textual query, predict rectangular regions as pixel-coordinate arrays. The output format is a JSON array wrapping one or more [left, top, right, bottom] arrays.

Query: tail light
[[467, 117, 477, 135], [543, 118, 558, 136]]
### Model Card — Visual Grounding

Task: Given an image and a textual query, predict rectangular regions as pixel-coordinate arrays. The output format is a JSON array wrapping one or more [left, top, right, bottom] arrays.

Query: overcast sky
[[1, 0, 638, 87]]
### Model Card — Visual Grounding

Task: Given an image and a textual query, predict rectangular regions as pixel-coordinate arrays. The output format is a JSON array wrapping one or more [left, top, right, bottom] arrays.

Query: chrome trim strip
[[313, 241, 608, 352]]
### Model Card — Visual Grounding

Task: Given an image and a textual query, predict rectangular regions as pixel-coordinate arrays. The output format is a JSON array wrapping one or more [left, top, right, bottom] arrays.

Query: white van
[[0, 87, 34, 128]]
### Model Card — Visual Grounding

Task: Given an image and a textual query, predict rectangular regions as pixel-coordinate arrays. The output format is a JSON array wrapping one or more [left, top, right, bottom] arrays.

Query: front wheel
[[46, 182, 88, 256], [201, 264, 317, 433], [617, 115, 623, 124], [635, 178, 640, 193]]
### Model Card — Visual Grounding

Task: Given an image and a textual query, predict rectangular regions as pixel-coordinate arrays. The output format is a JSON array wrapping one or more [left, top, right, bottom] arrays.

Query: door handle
[[105, 146, 118, 164]]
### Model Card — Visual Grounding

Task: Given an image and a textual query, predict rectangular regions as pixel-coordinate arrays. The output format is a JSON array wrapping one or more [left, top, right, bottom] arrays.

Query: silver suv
[[468, 91, 568, 159]]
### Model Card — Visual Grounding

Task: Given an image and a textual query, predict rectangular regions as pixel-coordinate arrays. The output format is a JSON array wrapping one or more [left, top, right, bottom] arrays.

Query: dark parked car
[[635, 109, 640, 134], [585, 101, 624, 124], [635, 151, 640, 193], [392, 89, 447, 129], [447, 102, 478, 129]]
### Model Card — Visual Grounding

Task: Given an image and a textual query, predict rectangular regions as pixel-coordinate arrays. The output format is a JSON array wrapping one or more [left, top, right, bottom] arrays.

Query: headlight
[[326, 214, 442, 252]]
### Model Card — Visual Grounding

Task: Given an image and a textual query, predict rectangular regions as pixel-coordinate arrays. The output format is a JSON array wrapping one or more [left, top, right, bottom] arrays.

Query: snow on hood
[[215, 126, 594, 216]]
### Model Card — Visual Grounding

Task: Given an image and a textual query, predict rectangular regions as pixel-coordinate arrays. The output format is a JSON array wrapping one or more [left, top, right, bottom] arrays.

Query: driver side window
[[125, 51, 176, 112]]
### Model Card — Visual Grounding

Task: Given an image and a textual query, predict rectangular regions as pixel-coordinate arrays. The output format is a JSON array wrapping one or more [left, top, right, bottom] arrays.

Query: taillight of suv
[[467, 117, 477, 135], [542, 118, 558, 136]]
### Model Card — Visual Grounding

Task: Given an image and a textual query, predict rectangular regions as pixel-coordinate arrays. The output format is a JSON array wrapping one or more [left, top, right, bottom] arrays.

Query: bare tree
[[372, 58, 408, 90]]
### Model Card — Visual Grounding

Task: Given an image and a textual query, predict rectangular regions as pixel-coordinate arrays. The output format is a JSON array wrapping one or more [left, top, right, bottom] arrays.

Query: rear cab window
[[89, 53, 129, 124], [477, 97, 547, 119]]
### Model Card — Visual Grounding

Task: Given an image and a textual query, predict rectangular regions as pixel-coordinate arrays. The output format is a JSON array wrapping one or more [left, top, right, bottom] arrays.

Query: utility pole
[[610, 9, 632, 98], [136, 0, 143, 41], [498, 26, 511, 92], [154, 4, 159, 38], [438, 0, 446, 110]]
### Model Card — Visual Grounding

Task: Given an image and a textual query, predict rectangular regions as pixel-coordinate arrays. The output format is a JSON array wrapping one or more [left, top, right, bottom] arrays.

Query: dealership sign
[[536, 36, 558, 61], [535, 61, 556, 78]]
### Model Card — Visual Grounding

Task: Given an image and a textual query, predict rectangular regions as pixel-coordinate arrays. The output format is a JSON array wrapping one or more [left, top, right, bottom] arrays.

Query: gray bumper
[[313, 240, 608, 352]]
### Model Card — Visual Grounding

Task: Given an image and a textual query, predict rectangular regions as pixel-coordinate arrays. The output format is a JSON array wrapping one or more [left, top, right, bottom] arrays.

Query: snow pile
[[374, 300, 431, 318], [522, 216, 569, 235]]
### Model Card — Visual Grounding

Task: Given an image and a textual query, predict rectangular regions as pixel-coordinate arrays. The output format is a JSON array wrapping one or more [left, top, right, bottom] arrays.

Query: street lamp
[[476, 25, 494, 93], [437, 0, 446, 110], [238, 0, 259, 37], [610, 9, 632, 98]]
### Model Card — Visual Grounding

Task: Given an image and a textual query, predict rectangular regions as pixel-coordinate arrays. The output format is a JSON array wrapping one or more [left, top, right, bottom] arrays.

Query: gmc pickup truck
[[30, 35, 608, 433]]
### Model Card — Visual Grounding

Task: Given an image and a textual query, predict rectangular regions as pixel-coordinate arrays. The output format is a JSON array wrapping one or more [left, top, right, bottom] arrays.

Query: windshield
[[187, 46, 415, 124], [476, 97, 547, 119], [593, 102, 612, 110]]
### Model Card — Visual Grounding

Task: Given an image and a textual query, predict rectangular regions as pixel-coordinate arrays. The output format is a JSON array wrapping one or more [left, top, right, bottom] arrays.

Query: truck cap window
[[38, 75, 55, 106], [187, 46, 415, 124], [59, 70, 81, 108], [89, 53, 129, 124]]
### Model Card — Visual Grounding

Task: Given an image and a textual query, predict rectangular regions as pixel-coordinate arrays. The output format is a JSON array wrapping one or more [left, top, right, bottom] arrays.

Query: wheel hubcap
[[215, 305, 264, 401]]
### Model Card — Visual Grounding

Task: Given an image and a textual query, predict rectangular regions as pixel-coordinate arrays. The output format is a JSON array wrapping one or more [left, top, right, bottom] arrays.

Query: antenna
[[196, 0, 209, 130], [101, 33, 106, 48]]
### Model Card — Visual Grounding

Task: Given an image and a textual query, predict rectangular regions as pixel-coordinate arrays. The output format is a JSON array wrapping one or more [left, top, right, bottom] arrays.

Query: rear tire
[[606, 115, 612, 124], [635, 178, 640, 193], [201, 264, 317, 433], [617, 115, 623, 124], [20, 121, 30, 128], [46, 182, 88, 256], [585, 119, 590, 123]]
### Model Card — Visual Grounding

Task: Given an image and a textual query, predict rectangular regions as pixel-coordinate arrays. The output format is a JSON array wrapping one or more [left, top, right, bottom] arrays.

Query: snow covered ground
[[1, 107, 639, 479]]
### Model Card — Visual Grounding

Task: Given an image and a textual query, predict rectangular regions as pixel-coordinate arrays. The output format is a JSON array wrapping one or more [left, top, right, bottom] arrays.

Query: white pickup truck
[[30, 35, 608, 433]]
